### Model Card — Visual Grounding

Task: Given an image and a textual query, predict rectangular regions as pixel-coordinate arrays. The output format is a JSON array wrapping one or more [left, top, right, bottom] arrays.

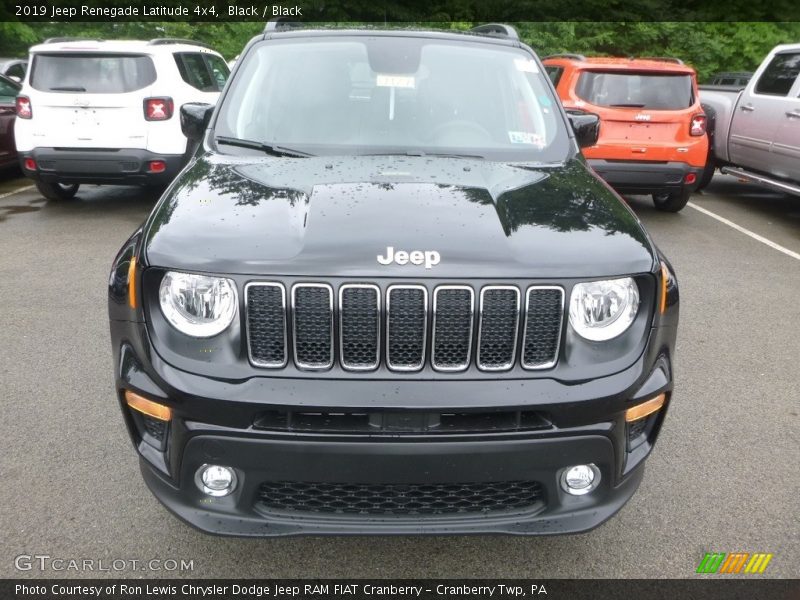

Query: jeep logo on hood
[[377, 246, 441, 269]]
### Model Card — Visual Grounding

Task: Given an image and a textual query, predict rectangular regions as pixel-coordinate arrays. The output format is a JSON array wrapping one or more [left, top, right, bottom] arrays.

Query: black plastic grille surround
[[142, 415, 166, 441], [432, 287, 473, 370], [477, 288, 520, 370], [387, 286, 427, 370], [257, 480, 545, 516], [292, 285, 333, 369], [522, 288, 564, 368], [340, 285, 380, 370], [246, 284, 287, 367], [245, 282, 564, 372]]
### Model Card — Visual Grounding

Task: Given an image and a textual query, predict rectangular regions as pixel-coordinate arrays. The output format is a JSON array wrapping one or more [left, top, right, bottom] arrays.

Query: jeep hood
[[144, 155, 656, 278]]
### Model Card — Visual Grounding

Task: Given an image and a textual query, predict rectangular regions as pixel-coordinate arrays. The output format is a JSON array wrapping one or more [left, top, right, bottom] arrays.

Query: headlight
[[569, 277, 639, 341], [159, 271, 238, 337]]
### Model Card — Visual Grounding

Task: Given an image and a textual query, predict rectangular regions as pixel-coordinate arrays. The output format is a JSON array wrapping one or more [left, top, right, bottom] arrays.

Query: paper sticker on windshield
[[508, 131, 545, 146], [376, 74, 415, 89], [514, 59, 539, 73]]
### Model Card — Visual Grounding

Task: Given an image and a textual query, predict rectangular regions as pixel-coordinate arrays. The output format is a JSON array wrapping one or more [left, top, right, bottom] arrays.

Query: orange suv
[[543, 54, 708, 212]]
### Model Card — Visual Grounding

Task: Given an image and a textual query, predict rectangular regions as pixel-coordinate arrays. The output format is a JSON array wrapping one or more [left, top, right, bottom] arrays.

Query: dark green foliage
[[0, 21, 798, 82]]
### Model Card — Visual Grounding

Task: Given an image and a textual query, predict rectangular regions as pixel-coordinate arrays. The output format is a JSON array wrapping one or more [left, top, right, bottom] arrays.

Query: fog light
[[560, 464, 600, 496], [685, 173, 697, 184], [196, 464, 237, 497], [24, 158, 36, 170]]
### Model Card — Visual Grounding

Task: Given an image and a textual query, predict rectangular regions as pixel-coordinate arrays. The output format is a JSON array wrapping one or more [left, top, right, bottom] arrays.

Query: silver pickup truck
[[700, 43, 800, 196]]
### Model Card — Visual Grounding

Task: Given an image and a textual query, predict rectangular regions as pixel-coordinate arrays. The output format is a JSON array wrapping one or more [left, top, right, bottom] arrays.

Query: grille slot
[[521, 286, 564, 369], [432, 286, 474, 371], [245, 283, 287, 368], [257, 480, 545, 516], [386, 285, 427, 372], [477, 286, 521, 371], [292, 284, 334, 370], [339, 284, 380, 371]]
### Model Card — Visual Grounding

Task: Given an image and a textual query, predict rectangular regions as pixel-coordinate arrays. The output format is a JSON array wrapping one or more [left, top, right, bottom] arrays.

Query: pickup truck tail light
[[144, 97, 173, 121], [16, 96, 32, 119], [690, 114, 707, 136]]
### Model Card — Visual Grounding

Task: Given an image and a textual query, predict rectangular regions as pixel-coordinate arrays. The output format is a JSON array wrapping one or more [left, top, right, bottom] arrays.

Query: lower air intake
[[257, 480, 545, 516]]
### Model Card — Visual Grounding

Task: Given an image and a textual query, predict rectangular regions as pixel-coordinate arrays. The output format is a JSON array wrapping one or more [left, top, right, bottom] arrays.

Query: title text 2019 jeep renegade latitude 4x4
[[109, 23, 679, 536]]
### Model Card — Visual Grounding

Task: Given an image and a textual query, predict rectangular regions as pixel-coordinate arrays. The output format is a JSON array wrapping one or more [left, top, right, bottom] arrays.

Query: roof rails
[[639, 56, 684, 64], [543, 53, 587, 61], [149, 38, 213, 50], [43, 37, 104, 44], [264, 18, 305, 33], [470, 23, 519, 40]]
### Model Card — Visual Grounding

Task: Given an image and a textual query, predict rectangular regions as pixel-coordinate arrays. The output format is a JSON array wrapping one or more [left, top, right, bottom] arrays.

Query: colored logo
[[696, 552, 773, 574]]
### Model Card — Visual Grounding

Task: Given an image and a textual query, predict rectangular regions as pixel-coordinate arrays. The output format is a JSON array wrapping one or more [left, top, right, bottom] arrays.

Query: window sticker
[[508, 131, 545, 146], [376, 74, 416, 89], [514, 59, 540, 74]]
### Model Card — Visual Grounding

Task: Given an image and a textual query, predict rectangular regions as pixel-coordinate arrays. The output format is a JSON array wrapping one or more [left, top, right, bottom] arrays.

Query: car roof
[[544, 56, 695, 73], [28, 39, 220, 56], [261, 26, 521, 48]]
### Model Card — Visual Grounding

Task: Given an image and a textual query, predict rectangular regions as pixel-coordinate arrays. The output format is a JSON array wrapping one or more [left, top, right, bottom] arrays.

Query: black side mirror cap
[[180, 103, 214, 142], [567, 110, 601, 148]]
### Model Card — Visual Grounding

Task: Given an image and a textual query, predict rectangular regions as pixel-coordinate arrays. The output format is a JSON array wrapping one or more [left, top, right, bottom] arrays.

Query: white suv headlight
[[569, 277, 639, 341], [159, 271, 238, 337]]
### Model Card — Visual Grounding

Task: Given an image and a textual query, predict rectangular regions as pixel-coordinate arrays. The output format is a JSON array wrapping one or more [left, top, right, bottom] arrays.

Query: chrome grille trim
[[244, 282, 287, 368], [521, 285, 565, 370], [386, 284, 428, 372], [476, 285, 521, 372], [291, 283, 334, 371], [431, 285, 475, 372], [338, 283, 381, 371]]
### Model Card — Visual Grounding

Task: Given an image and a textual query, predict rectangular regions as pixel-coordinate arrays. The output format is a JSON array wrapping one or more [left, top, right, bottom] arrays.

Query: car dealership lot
[[0, 173, 797, 578]]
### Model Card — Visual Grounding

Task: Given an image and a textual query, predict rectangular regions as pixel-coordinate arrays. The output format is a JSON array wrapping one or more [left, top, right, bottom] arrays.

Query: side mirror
[[567, 110, 600, 148], [180, 103, 214, 141], [8, 75, 21, 83]]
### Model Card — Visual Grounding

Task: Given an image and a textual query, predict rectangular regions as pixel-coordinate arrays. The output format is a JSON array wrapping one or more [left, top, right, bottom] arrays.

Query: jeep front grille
[[245, 282, 564, 373]]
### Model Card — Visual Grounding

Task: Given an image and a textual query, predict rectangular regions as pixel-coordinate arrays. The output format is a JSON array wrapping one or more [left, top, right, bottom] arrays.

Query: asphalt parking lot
[[0, 170, 797, 579]]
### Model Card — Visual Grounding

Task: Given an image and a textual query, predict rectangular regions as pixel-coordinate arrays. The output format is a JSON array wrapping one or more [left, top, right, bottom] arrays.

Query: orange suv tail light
[[144, 97, 174, 121], [16, 96, 32, 119], [690, 114, 707, 136]]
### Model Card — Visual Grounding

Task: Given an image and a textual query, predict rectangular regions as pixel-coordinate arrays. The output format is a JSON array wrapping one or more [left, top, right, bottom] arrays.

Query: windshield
[[576, 71, 694, 110], [215, 36, 570, 161]]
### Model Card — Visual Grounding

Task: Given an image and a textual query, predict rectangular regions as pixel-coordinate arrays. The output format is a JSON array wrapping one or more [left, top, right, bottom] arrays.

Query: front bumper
[[112, 316, 676, 537], [588, 159, 703, 195], [142, 434, 645, 536], [19, 147, 184, 186]]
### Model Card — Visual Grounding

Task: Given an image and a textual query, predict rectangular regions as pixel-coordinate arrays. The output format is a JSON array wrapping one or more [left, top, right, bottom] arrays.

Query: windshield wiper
[[610, 103, 646, 108], [49, 86, 86, 92], [215, 136, 313, 158]]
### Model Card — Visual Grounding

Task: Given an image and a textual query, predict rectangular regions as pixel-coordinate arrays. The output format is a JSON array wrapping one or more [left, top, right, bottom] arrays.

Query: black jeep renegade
[[109, 22, 679, 536]]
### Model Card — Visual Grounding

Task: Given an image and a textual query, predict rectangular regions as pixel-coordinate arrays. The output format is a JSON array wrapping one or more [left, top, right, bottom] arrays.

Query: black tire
[[652, 189, 691, 213], [696, 102, 717, 192], [36, 181, 79, 201], [696, 158, 716, 191]]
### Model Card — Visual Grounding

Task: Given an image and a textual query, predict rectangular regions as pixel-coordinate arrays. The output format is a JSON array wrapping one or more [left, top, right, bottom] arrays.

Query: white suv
[[14, 38, 229, 200]]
